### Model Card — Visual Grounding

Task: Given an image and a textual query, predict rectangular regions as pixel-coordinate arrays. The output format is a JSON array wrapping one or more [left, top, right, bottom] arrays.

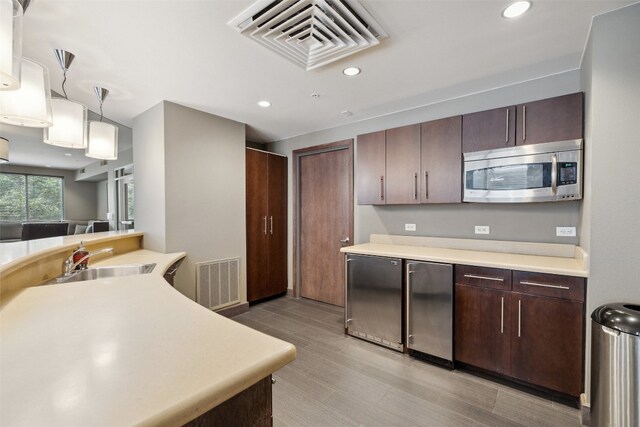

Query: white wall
[[132, 101, 247, 303], [132, 102, 167, 252], [269, 70, 582, 291], [96, 180, 108, 220], [580, 2, 640, 401], [162, 102, 246, 301]]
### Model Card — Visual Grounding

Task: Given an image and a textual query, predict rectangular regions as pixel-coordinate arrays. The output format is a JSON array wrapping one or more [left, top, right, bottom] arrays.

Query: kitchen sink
[[48, 263, 157, 284]]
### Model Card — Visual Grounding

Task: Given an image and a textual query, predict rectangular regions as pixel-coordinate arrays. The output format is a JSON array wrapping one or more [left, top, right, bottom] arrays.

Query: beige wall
[[0, 163, 97, 220], [132, 101, 247, 303], [580, 2, 640, 400], [269, 70, 582, 291]]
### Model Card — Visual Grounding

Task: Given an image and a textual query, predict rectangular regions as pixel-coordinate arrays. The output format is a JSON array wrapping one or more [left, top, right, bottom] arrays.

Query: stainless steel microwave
[[463, 139, 583, 203]]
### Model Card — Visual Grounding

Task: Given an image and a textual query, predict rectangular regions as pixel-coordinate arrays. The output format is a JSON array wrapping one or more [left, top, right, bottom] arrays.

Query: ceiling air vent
[[228, 0, 387, 71]]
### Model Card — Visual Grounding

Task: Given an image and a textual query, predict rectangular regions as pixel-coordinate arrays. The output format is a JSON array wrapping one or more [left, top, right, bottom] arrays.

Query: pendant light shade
[[86, 86, 118, 160], [44, 98, 88, 148], [0, 137, 9, 163], [0, 0, 23, 90], [86, 121, 118, 160], [0, 58, 52, 127]]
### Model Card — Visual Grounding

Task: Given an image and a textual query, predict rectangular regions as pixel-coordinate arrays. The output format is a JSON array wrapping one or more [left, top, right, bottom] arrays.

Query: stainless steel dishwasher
[[345, 254, 403, 351], [406, 260, 453, 365]]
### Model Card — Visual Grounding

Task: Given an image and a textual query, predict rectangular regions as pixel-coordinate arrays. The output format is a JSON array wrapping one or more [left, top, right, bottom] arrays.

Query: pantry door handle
[[270, 216, 273, 235], [263, 216, 267, 234]]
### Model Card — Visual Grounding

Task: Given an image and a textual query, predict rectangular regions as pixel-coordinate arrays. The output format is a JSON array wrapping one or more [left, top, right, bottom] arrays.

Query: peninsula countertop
[[0, 249, 296, 426]]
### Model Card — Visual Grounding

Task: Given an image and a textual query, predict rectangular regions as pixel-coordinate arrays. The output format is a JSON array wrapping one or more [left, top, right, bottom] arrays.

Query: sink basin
[[49, 263, 156, 284]]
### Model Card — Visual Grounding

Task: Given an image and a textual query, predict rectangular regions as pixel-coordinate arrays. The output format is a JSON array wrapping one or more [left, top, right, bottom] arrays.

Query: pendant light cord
[[61, 69, 68, 99], [99, 102, 104, 122]]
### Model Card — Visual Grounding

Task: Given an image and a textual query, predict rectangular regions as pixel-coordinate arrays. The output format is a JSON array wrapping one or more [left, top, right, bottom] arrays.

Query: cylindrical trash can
[[591, 303, 640, 427]]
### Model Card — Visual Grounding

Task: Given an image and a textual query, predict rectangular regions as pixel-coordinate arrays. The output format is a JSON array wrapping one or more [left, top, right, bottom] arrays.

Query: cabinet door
[[454, 284, 511, 375], [246, 149, 269, 302], [356, 131, 386, 205], [386, 124, 421, 204], [267, 154, 288, 297], [420, 116, 462, 204], [516, 93, 583, 146], [462, 106, 516, 153], [510, 293, 584, 396]]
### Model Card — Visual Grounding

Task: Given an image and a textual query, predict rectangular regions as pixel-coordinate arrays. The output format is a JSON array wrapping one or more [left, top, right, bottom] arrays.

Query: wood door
[[510, 293, 584, 396], [462, 106, 516, 153], [420, 116, 462, 204], [454, 284, 511, 375], [385, 124, 421, 204], [267, 154, 288, 296], [356, 131, 385, 205], [246, 149, 268, 302], [516, 92, 583, 146], [299, 147, 351, 306]]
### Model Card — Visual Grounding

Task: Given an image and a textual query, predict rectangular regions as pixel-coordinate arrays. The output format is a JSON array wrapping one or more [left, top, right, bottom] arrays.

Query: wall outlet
[[475, 225, 490, 235], [556, 227, 576, 237], [405, 223, 417, 232]]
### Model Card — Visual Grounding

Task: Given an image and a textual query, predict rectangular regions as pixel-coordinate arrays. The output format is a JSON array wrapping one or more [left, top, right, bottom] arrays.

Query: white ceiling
[[1, 0, 635, 170]]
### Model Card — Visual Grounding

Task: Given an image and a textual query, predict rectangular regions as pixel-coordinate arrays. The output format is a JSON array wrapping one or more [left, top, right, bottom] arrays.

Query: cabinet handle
[[263, 216, 267, 235], [425, 171, 429, 200], [413, 172, 418, 200], [380, 176, 384, 201], [505, 108, 510, 144], [463, 274, 504, 282], [269, 216, 273, 235], [519, 280, 570, 290], [500, 296, 504, 334], [522, 105, 527, 141], [518, 299, 522, 338]]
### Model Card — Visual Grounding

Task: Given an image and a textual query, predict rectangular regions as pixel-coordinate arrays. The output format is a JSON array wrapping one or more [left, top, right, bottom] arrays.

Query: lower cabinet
[[454, 265, 585, 397]]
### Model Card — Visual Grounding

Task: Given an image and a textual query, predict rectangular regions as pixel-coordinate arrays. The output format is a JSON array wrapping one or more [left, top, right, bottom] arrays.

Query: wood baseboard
[[580, 393, 591, 426], [216, 302, 249, 318]]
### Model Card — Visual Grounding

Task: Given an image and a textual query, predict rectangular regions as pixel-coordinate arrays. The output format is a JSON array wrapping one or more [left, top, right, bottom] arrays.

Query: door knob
[[340, 237, 350, 246]]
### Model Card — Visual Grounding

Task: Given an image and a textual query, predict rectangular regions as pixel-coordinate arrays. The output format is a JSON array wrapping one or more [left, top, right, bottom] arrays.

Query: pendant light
[[43, 49, 88, 148], [0, 58, 52, 127], [0, 0, 23, 90], [86, 87, 118, 160], [0, 137, 9, 163]]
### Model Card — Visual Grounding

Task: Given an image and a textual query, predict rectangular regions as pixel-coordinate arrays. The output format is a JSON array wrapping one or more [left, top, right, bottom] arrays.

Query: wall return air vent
[[228, 0, 387, 71]]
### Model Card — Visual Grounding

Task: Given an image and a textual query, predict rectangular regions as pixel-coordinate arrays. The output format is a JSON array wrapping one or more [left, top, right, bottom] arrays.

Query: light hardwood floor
[[232, 296, 582, 427]]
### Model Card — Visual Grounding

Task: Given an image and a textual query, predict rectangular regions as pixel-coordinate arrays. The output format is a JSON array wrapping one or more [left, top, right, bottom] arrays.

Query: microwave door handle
[[551, 154, 558, 195]]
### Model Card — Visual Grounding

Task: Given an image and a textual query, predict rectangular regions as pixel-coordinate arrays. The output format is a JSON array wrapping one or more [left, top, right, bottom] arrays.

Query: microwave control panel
[[558, 162, 578, 186]]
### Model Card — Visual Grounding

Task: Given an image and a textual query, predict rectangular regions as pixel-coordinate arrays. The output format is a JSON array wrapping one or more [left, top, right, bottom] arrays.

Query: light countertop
[[91, 248, 186, 276], [0, 273, 296, 426], [341, 242, 588, 277]]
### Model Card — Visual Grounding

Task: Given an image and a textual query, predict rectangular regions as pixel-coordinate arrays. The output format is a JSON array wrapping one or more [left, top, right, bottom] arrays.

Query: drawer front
[[512, 271, 585, 302], [455, 265, 512, 291]]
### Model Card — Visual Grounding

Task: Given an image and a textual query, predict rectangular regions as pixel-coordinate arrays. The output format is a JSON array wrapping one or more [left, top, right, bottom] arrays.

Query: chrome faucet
[[63, 247, 113, 276]]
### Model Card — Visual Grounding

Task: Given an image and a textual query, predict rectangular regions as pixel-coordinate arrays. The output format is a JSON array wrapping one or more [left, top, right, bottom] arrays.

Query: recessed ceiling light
[[64, 153, 72, 156], [502, 1, 531, 18], [258, 100, 271, 108], [343, 67, 361, 76], [341, 110, 353, 116], [46, 165, 52, 168]]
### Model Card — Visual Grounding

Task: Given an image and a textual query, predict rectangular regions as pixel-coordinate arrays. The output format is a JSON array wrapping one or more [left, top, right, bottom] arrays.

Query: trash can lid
[[592, 303, 640, 336]]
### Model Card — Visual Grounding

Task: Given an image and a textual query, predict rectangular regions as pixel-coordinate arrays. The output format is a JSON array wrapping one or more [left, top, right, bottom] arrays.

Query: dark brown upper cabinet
[[385, 124, 421, 205], [462, 106, 516, 153], [515, 92, 584, 146], [421, 116, 462, 203], [356, 131, 386, 205]]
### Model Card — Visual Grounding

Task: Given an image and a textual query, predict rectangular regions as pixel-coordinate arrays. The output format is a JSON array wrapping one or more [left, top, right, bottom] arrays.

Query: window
[[0, 173, 64, 221]]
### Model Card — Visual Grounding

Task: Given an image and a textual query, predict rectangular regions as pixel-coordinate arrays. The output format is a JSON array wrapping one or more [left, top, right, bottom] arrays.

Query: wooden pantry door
[[295, 140, 353, 307]]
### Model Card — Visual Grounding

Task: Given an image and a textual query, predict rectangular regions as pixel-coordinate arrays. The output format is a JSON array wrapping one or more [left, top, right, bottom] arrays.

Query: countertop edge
[[340, 244, 588, 278]]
